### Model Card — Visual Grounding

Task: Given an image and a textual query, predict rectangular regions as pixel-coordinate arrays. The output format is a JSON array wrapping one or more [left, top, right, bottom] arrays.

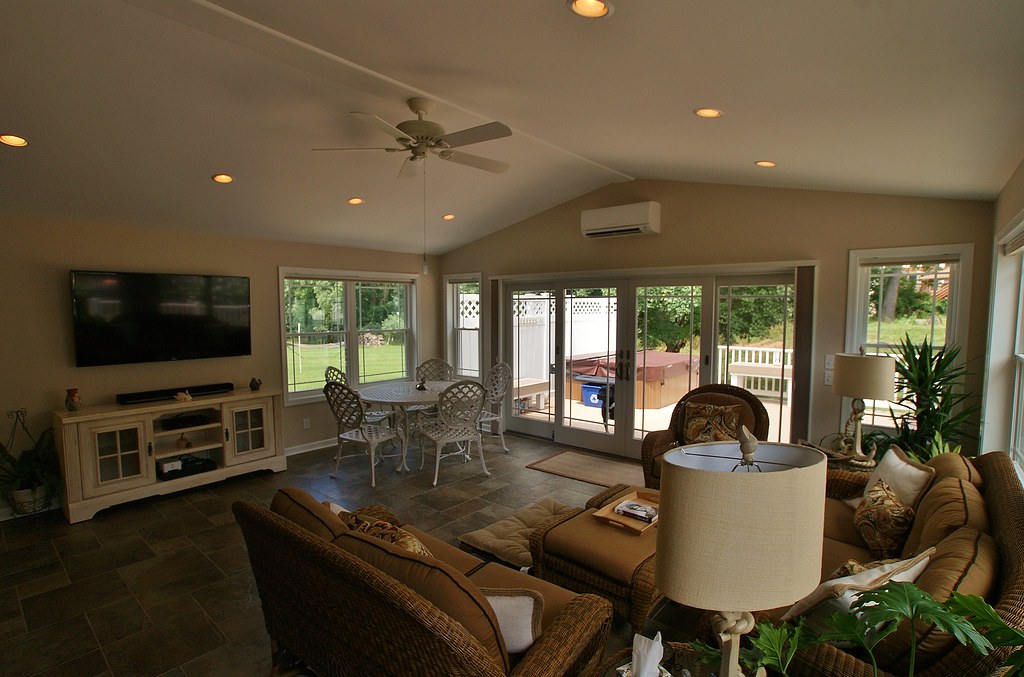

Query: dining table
[[358, 380, 455, 471]]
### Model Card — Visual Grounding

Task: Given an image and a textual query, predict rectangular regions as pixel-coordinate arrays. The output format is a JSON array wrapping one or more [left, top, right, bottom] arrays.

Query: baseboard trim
[[285, 439, 335, 456]]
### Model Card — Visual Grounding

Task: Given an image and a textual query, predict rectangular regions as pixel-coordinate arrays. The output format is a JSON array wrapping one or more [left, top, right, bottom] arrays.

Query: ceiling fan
[[313, 97, 511, 178]]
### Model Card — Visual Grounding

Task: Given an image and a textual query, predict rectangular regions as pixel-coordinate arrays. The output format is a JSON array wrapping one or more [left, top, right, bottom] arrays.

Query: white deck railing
[[717, 346, 793, 403]]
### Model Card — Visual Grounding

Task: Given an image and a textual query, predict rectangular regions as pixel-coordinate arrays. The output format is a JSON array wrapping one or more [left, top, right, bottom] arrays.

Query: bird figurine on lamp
[[733, 425, 763, 472]]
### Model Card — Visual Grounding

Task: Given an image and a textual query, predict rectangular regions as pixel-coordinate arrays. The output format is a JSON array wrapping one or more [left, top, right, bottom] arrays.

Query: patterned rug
[[526, 449, 645, 487]]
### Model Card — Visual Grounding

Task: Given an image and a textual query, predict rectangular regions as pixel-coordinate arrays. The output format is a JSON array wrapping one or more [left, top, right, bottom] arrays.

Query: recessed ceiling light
[[442, 213, 455, 221], [348, 197, 365, 205], [693, 108, 722, 119], [0, 134, 29, 147], [754, 160, 777, 168], [211, 173, 234, 183], [566, 0, 613, 18]]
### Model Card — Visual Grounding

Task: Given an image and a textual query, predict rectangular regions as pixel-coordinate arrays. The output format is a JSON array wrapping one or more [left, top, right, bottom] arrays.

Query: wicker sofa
[[790, 450, 1024, 677], [233, 488, 613, 677]]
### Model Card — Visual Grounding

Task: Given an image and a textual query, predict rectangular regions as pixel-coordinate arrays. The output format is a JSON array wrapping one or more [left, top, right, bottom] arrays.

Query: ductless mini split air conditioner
[[580, 201, 661, 238]]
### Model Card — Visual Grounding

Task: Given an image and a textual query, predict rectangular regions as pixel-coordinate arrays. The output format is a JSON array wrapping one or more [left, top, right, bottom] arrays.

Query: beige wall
[[0, 216, 440, 450], [441, 180, 994, 445], [996, 158, 1024, 232]]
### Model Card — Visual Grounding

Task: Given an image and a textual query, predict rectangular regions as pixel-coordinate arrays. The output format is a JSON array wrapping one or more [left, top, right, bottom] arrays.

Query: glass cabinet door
[[224, 400, 275, 465], [80, 417, 155, 498]]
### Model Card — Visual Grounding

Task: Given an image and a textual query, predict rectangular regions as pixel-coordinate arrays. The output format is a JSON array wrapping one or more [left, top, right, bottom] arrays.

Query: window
[[446, 276, 481, 377], [846, 244, 973, 426], [281, 268, 415, 404]]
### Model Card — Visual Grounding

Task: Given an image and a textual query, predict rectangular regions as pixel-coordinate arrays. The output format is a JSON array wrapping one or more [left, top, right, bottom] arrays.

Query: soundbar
[[116, 382, 234, 405]]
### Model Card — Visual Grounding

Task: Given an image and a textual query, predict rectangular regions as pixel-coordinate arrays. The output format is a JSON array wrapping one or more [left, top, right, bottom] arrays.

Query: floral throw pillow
[[854, 479, 915, 559], [682, 402, 741, 444], [336, 511, 434, 558]]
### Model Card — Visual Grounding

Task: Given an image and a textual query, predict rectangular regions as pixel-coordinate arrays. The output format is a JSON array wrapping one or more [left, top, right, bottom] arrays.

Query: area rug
[[526, 450, 645, 487]]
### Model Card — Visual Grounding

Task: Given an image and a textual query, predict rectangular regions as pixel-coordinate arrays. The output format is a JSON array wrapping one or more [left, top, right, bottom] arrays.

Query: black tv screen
[[71, 270, 251, 367]]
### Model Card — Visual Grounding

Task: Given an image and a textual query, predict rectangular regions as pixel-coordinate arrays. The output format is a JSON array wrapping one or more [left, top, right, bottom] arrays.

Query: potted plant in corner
[[864, 334, 979, 462], [0, 410, 62, 515]]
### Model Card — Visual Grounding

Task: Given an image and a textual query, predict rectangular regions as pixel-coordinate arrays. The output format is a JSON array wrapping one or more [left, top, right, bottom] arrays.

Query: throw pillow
[[854, 479, 915, 559], [330, 508, 433, 558], [479, 587, 544, 654], [682, 402, 741, 444], [828, 557, 902, 580], [324, 500, 403, 526], [845, 446, 935, 510], [781, 548, 934, 633]]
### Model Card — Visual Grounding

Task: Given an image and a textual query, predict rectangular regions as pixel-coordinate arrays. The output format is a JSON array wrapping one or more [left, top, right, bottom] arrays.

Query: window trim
[[445, 273, 483, 378], [279, 266, 418, 406]]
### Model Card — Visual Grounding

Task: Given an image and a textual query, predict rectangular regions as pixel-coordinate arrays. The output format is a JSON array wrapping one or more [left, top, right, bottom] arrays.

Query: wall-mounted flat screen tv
[[71, 270, 251, 367]]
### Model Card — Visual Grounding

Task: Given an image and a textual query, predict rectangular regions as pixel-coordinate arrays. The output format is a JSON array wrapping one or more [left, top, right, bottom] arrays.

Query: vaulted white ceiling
[[3, 0, 1023, 255]]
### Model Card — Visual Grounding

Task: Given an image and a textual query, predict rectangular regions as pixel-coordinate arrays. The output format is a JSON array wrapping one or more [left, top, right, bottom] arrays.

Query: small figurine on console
[[173, 391, 192, 402], [249, 377, 262, 392]]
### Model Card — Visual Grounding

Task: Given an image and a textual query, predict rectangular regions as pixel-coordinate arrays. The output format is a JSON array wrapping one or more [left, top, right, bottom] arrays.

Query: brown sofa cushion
[[927, 452, 983, 486], [542, 508, 658, 583], [469, 561, 576, 633], [823, 497, 865, 547], [901, 477, 989, 557], [820, 537, 874, 581], [877, 527, 998, 673], [333, 530, 508, 671], [405, 524, 487, 575], [270, 488, 348, 541]]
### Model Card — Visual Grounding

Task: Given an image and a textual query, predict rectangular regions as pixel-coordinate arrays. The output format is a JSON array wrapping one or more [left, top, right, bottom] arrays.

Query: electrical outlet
[[823, 369, 833, 386], [824, 353, 835, 370], [302, 418, 311, 430]]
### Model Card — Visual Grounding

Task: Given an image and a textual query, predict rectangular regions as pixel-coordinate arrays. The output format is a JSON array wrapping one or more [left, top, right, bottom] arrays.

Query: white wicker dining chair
[[415, 358, 454, 382], [477, 362, 511, 453], [323, 381, 402, 488], [324, 365, 392, 424], [418, 380, 487, 487]]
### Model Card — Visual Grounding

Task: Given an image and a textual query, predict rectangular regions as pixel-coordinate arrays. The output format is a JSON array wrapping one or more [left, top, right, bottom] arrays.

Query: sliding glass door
[[503, 272, 799, 456]]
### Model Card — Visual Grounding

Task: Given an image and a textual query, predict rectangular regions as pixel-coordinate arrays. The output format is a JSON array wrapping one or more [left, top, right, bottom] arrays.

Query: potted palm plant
[[0, 410, 61, 514]]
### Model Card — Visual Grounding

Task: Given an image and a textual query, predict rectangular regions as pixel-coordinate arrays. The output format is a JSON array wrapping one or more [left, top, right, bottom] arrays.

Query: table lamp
[[655, 433, 826, 677], [832, 352, 896, 459]]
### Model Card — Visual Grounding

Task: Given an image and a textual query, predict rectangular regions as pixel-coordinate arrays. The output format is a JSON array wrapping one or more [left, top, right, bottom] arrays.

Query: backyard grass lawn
[[286, 341, 407, 390]]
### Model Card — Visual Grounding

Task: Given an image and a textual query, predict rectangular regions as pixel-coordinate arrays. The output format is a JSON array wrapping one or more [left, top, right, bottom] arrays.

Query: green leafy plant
[[946, 592, 1024, 675], [883, 334, 978, 461], [817, 581, 992, 677], [690, 618, 815, 677], [0, 424, 62, 513]]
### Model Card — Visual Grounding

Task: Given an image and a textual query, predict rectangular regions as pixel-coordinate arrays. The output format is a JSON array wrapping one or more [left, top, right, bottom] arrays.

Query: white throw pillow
[[480, 587, 544, 654], [781, 548, 934, 633], [845, 446, 935, 510]]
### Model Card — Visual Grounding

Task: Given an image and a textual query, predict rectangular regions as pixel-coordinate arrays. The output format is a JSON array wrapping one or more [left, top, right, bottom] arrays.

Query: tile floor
[[0, 434, 699, 677]]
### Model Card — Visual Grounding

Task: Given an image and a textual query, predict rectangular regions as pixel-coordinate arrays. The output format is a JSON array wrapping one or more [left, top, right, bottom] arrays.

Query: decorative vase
[[65, 388, 81, 411], [9, 487, 48, 514]]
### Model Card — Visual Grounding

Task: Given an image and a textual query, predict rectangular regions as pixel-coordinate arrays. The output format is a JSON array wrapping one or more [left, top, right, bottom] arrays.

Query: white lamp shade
[[832, 353, 896, 401], [655, 442, 826, 612]]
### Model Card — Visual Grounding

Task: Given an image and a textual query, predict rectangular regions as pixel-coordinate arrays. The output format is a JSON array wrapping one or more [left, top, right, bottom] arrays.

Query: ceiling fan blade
[[310, 147, 404, 152], [439, 150, 509, 174], [398, 157, 421, 179], [351, 111, 414, 143], [438, 121, 511, 149]]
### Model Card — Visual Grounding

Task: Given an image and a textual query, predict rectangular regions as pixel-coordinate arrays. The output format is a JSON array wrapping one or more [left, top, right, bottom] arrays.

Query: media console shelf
[[53, 388, 286, 523]]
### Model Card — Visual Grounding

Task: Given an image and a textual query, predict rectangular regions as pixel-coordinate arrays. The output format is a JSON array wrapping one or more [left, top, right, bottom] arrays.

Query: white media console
[[53, 388, 286, 523]]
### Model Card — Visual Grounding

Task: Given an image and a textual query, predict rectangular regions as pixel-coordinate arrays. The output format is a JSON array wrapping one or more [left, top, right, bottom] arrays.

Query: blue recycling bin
[[581, 384, 603, 407]]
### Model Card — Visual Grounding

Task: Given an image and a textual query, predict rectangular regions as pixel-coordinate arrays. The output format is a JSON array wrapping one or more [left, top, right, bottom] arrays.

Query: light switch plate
[[824, 369, 833, 386], [824, 353, 835, 370]]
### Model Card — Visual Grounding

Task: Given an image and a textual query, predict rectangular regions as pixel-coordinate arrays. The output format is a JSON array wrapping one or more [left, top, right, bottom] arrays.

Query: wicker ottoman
[[530, 484, 662, 632]]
